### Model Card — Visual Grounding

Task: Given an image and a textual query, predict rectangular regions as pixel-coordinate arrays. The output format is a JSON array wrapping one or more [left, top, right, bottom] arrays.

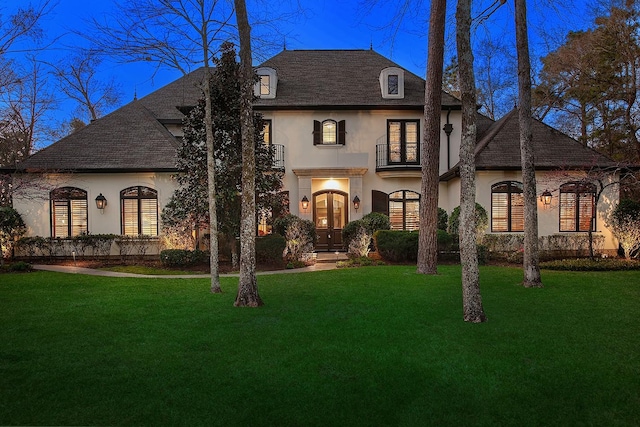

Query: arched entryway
[[313, 190, 348, 251]]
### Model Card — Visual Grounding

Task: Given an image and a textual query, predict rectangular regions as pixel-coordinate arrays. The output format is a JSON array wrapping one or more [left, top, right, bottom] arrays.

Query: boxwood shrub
[[160, 249, 208, 268]]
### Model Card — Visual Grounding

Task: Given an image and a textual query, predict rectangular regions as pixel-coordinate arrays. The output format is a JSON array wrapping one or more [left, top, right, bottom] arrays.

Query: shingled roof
[[254, 49, 461, 109], [16, 101, 180, 172], [441, 109, 619, 180]]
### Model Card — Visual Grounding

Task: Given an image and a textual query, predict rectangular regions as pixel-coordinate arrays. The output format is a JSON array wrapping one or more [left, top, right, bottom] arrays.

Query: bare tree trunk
[[515, 0, 543, 288], [456, 0, 487, 323], [234, 0, 263, 307], [417, 0, 446, 275]]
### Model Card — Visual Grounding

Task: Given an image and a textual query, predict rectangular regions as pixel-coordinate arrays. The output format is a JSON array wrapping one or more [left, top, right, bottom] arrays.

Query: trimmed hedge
[[160, 249, 208, 267], [256, 234, 286, 266], [541, 258, 640, 271]]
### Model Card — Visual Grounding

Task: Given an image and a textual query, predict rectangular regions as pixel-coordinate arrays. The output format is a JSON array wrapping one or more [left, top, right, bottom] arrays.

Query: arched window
[[313, 120, 346, 145], [560, 182, 596, 232], [121, 186, 158, 236], [491, 181, 524, 232], [389, 190, 420, 231], [322, 120, 337, 144], [50, 187, 88, 238]]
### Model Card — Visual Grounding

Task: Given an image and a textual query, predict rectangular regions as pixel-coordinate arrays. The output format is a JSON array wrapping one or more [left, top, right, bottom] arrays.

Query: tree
[[162, 43, 284, 272], [456, 0, 487, 323], [515, 0, 543, 288], [88, 0, 238, 293], [0, 206, 26, 266], [50, 50, 122, 122], [417, 0, 446, 275], [609, 198, 640, 259], [234, 0, 263, 307]]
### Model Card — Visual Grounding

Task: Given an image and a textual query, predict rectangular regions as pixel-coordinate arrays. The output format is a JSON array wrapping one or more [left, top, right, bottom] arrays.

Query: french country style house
[[7, 49, 622, 254]]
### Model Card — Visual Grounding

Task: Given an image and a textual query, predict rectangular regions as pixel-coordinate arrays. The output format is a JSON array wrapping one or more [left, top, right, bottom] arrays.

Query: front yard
[[1, 265, 638, 426]]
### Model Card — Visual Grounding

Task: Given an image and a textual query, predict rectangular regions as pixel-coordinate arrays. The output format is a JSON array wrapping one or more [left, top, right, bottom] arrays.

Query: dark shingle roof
[[137, 68, 205, 122], [441, 109, 618, 180], [17, 101, 179, 172], [254, 49, 461, 109]]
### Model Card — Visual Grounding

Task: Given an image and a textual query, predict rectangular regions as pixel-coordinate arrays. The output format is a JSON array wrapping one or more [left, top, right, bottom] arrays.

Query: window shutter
[[338, 120, 346, 145], [372, 190, 389, 216], [313, 120, 321, 145]]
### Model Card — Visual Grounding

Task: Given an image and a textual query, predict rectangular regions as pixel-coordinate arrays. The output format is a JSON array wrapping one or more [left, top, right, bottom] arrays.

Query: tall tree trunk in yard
[[202, 23, 221, 294], [234, 0, 263, 307], [417, 0, 446, 275], [456, 0, 487, 323], [515, 0, 543, 288]]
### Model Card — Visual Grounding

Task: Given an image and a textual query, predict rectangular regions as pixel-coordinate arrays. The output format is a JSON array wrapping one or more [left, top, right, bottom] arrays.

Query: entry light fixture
[[301, 195, 309, 212], [540, 190, 552, 207], [353, 195, 361, 212], [95, 193, 107, 212]]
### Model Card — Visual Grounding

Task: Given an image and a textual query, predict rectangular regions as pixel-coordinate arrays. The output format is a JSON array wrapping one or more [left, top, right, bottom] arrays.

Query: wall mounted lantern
[[301, 195, 309, 212], [353, 195, 361, 212], [95, 193, 107, 212], [540, 190, 552, 207]]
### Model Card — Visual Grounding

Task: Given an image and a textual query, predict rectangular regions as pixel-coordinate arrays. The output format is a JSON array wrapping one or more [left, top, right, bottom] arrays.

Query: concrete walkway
[[32, 252, 347, 278]]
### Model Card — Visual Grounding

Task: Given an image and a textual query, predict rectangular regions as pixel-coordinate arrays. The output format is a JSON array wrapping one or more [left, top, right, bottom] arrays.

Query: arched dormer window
[[379, 67, 405, 99], [121, 186, 158, 236], [491, 181, 524, 232], [50, 187, 88, 238], [254, 67, 277, 99]]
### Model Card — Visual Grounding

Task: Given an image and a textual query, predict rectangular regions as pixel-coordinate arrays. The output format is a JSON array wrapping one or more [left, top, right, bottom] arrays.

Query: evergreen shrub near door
[[255, 234, 286, 266]]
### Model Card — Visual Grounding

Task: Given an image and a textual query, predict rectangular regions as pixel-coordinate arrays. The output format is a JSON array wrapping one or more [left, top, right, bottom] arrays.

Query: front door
[[314, 190, 347, 251]]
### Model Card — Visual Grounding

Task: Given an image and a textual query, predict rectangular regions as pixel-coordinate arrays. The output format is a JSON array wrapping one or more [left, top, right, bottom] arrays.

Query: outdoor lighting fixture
[[301, 195, 309, 212], [353, 195, 361, 212], [95, 193, 107, 212], [540, 190, 552, 206]]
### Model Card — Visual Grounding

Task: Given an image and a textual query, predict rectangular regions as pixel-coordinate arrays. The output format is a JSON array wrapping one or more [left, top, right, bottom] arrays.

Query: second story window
[[388, 120, 419, 164], [313, 120, 346, 145]]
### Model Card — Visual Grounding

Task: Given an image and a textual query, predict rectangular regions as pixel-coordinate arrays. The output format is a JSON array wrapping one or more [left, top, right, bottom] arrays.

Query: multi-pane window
[[259, 75, 270, 96], [491, 181, 524, 232], [388, 74, 399, 95], [50, 187, 88, 238], [313, 120, 346, 145], [322, 120, 337, 144], [388, 120, 419, 164], [559, 182, 596, 232], [121, 186, 158, 236], [389, 190, 420, 231]]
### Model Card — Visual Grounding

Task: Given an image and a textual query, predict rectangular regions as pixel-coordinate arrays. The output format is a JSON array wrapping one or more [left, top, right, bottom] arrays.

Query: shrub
[[0, 206, 26, 265], [9, 261, 33, 272], [437, 229, 454, 251], [282, 218, 315, 262], [448, 203, 488, 242], [347, 226, 372, 258], [256, 234, 286, 266], [341, 219, 364, 250], [374, 230, 419, 263], [608, 199, 640, 259], [541, 258, 640, 271], [361, 212, 391, 233], [437, 208, 448, 231], [160, 249, 207, 267], [273, 214, 316, 246]]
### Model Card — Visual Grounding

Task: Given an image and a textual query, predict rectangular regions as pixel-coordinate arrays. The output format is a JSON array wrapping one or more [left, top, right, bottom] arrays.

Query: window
[[491, 181, 524, 232], [389, 190, 420, 231], [259, 75, 270, 96], [379, 67, 405, 98], [313, 120, 346, 145], [388, 120, 419, 164], [262, 120, 271, 145], [50, 187, 88, 238], [121, 186, 158, 236], [559, 182, 596, 232], [388, 74, 399, 95]]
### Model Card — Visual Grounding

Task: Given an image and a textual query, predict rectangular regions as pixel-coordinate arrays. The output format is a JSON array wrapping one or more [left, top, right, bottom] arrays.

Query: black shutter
[[372, 190, 389, 216], [338, 120, 346, 145], [313, 120, 321, 145]]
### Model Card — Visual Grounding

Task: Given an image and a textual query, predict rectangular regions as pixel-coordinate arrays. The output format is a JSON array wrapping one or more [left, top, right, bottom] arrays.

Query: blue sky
[[7, 0, 595, 147]]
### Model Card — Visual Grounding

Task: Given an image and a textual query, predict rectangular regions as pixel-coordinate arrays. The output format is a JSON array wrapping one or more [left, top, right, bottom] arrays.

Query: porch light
[[353, 195, 361, 212], [540, 190, 552, 206], [301, 195, 309, 212], [95, 193, 107, 212]]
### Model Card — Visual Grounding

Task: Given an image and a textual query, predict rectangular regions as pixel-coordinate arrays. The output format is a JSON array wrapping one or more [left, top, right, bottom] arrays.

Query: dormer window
[[380, 67, 404, 99], [254, 67, 277, 99]]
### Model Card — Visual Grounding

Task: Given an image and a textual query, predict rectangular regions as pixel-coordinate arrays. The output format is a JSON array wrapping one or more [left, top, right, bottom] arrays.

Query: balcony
[[375, 144, 421, 177], [270, 144, 285, 171]]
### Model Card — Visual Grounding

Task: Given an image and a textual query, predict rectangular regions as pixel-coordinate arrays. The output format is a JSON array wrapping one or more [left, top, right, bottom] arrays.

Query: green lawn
[[1, 265, 638, 426]]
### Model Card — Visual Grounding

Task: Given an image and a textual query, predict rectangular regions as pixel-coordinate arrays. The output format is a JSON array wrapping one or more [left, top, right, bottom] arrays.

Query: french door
[[313, 190, 347, 251]]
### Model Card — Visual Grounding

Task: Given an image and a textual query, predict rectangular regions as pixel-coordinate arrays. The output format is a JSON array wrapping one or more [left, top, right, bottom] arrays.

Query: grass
[[1, 265, 639, 426], [99, 264, 208, 275]]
